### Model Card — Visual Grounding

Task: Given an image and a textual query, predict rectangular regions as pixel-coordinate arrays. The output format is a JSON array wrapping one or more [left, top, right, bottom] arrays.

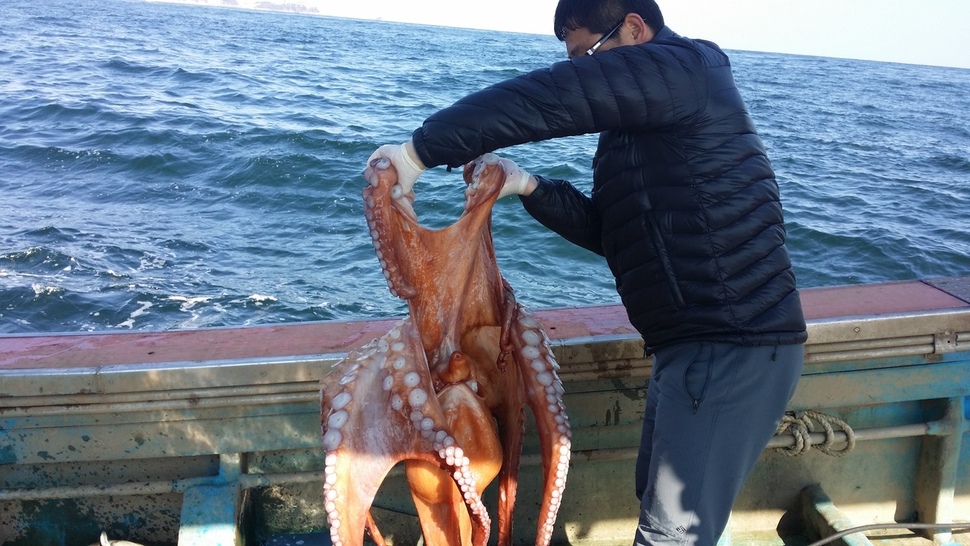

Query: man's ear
[[624, 13, 654, 44]]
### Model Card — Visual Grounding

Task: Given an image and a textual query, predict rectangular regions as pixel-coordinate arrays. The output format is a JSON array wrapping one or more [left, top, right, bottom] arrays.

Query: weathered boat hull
[[1, 279, 968, 546]]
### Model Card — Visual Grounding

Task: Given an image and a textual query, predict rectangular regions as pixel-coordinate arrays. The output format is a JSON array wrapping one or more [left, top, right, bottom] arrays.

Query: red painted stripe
[[1, 281, 966, 370]]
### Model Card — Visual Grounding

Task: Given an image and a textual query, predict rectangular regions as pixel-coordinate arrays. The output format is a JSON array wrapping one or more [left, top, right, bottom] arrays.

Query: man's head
[[554, 0, 664, 58]]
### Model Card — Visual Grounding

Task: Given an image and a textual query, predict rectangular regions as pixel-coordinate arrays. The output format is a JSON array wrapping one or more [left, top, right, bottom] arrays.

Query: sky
[[310, 0, 970, 69]]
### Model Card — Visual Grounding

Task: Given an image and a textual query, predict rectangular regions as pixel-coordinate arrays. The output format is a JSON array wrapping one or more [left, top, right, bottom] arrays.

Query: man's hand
[[497, 157, 537, 198], [367, 141, 426, 194]]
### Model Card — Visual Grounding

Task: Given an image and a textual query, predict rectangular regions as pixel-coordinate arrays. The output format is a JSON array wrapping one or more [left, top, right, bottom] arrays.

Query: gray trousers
[[633, 342, 804, 546]]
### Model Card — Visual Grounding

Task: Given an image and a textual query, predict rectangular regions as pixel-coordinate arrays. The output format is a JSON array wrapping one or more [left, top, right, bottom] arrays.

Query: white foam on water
[[115, 300, 153, 329]]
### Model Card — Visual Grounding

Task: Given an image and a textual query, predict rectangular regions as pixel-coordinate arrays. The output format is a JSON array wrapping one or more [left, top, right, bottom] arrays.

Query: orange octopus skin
[[320, 154, 572, 546]]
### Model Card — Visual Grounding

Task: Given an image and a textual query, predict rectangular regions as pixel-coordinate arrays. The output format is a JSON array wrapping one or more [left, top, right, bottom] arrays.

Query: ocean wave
[[2, 0, 968, 334], [1, 246, 77, 273]]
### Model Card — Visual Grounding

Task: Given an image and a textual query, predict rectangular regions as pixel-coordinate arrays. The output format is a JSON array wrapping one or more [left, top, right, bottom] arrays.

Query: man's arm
[[411, 43, 704, 169], [521, 176, 604, 256]]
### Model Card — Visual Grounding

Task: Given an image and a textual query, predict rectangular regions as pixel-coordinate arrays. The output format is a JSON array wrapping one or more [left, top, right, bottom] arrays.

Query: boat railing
[[1, 279, 968, 546]]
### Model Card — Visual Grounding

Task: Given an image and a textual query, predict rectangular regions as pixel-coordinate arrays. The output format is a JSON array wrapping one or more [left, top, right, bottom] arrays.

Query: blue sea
[[2, 0, 969, 334]]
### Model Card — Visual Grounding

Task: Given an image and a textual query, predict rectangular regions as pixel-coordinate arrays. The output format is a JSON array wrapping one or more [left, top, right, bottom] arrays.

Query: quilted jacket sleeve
[[521, 175, 605, 255], [410, 40, 708, 169]]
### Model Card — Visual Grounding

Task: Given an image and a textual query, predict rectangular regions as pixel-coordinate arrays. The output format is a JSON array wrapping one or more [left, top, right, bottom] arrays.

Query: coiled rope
[[774, 410, 856, 457]]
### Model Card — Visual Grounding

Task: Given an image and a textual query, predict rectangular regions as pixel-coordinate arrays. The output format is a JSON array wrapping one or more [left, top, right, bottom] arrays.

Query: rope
[[774, 410, 856, 457]]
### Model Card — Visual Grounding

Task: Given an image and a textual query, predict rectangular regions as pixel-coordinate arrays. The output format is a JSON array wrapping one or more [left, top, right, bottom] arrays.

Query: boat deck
[[1, 278, 968, 546]]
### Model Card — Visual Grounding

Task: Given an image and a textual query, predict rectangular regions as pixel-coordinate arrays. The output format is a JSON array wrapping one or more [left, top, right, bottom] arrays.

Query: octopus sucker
[[322, 156, 570, 546], [408, 387, 428, 407], [331, 391, 352, 410], [322, 429, 342, 450], [403, 372, 421, 388], [521, 329, 540, 346]]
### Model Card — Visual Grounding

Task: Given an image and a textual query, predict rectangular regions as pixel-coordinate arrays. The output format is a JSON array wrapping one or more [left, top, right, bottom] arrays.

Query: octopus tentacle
[[408, 381, 502, 546], [321, 320, 493, 546], [322, 155, 570, 546], [363, 157, 419, 299], [365, 513, 386, 546], [511, 306, 572, 546], [494, 379, 527, 546], [496, 278, 519, 372]]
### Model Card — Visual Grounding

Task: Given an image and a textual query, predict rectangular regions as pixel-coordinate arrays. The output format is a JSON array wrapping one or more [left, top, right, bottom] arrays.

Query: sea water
[[2, 0, 969, 333]]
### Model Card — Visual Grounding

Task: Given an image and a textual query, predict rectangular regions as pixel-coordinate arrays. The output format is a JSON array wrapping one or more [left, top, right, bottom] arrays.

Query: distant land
[[145, 0, 325, 16]]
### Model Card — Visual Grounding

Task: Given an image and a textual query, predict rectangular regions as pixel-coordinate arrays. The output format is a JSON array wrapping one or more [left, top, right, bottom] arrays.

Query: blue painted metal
[[1, 298, 968, 545], [178, 484, 242, 546], [177, 455, 244, 546]]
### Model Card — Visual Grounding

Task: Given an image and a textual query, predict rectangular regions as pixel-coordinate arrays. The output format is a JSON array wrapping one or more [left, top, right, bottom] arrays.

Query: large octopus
[[319, 154, 572, 546]]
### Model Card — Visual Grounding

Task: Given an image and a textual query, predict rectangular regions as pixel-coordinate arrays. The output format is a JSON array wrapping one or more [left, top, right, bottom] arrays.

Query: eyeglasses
[[585, 20, 624, 56]]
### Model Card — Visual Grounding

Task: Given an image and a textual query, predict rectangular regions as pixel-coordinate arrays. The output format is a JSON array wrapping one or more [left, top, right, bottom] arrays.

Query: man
[[369, 0, 807, 544]]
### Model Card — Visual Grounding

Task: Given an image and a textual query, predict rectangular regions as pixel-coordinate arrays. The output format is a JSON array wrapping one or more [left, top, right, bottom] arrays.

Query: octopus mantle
[[320, 155, 571, 546]]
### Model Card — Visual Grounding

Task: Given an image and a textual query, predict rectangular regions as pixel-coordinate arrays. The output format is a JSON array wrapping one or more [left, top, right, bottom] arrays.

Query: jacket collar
[[652, 26, 677, 41]]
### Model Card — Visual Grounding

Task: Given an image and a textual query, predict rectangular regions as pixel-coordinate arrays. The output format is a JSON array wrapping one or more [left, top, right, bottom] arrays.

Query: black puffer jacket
[[411, 27, 807, 352]]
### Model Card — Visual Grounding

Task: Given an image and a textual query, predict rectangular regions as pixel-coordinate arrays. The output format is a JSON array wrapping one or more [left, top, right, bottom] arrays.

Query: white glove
[[497, 157, 534, 198], [367, 141, 425, 194]]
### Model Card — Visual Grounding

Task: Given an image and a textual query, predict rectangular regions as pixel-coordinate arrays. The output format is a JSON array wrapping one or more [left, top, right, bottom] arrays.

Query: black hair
[[553, 0, 664, 41]]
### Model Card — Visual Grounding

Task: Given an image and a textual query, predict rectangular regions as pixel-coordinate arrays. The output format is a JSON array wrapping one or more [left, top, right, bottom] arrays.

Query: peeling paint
[[0, 436, 16, 464]]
